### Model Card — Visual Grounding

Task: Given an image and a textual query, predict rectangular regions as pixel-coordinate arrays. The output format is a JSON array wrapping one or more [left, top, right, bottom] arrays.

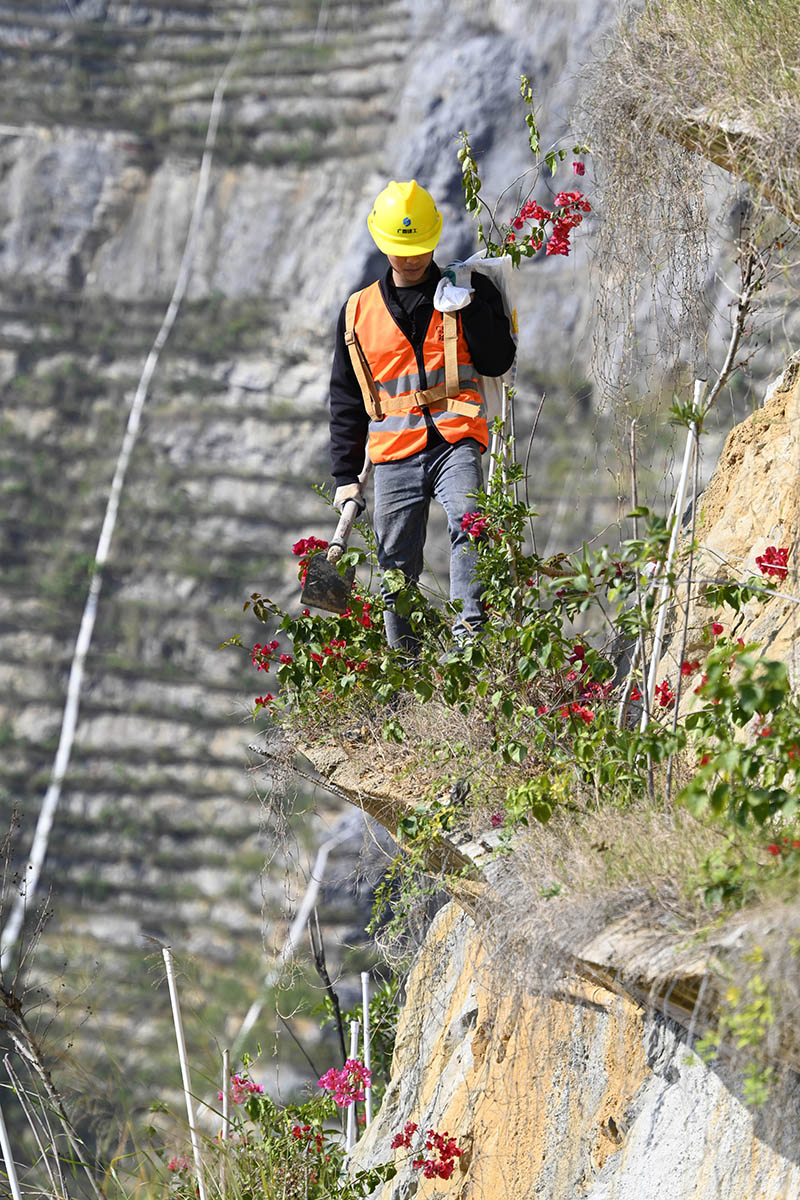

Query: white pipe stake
[[642, 408, 699, 728], [221, 1048, 230, 1139], [163, 949, 208, 1200], [345, 1020, 360, 1152], [361, 973, 372, 1126], [220, 1047, 230, 1194], [0, 1100, 23, 1200]]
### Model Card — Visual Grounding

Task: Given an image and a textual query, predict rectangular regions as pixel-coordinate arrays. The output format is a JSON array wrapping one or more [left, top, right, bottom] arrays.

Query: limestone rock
[[352, 904, 800, 1200]]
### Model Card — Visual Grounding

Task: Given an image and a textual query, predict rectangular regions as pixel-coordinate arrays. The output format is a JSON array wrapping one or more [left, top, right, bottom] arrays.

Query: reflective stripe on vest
[[345, 280, 488, 463]]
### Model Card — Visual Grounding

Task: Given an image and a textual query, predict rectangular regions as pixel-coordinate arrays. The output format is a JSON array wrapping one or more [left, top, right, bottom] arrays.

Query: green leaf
[[504, 740, 528, 763]]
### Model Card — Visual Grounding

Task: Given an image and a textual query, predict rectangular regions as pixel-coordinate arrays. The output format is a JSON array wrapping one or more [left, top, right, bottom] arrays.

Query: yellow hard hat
[[367, 180, 443, 256]]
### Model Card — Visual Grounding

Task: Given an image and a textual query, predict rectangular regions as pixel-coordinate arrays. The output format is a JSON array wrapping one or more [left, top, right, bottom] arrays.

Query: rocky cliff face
[[352, 902, 800, 1200]]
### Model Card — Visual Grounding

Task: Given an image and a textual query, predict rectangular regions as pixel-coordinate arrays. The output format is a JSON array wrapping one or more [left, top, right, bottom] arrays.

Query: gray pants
[[373, 437, 485, 651]]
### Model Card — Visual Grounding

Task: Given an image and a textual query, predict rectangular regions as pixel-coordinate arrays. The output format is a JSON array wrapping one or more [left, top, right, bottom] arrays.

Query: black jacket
[[329, 262, 516, 485]]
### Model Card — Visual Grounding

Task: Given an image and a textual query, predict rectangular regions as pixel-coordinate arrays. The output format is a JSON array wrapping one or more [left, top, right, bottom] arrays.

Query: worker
[[328, 179, 516, 653]]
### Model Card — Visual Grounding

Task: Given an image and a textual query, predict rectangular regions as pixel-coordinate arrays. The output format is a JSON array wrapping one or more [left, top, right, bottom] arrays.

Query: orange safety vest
[[344, 280, 488, 464]]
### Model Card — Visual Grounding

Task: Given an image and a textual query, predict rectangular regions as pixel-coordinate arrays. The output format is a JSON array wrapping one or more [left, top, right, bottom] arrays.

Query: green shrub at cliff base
[[163, 1073, 396, 1200]]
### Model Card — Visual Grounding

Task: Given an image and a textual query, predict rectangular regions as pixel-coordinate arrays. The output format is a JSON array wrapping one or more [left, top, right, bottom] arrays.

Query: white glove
[[434, 275, 473, 313], [334, 483, 365, 513]]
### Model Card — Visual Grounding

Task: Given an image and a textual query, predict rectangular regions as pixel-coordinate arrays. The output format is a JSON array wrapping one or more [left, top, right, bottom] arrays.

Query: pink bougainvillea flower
[[318, 1059, 371, 1108]]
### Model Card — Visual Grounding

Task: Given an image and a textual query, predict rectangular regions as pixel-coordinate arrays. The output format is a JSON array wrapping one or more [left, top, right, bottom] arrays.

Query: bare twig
[[700, 246, 762, 421], [308, 910, 347, 1065], [274, 1011, 321, 1079], [4, 1057, 64, 1200], [524, 392, 546, 556], [2, 1015, 104, 1200]]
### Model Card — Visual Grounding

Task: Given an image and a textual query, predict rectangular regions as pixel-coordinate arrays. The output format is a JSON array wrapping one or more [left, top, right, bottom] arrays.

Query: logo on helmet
[[403, 217, 412, 227]]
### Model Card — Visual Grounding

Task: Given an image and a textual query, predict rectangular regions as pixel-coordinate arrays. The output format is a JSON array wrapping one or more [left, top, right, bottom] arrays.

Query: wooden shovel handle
[[327, 459, 372, 564]]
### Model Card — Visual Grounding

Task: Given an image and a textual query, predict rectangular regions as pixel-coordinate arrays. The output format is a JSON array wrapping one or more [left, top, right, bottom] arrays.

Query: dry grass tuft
[[578, 0, 800, 446]]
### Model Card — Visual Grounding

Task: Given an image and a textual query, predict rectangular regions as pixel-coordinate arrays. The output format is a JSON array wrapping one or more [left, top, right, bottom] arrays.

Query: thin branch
[[274, 1011, 322, 1079], [4, 1019, 103, 1200], [308, 910, 347, 1065], [4, 1059, 64, 1200], [700, 246, 762, 421], [524, 392, 546, 557]]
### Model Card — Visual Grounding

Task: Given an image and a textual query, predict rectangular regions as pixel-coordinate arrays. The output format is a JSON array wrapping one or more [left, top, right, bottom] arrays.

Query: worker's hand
[[334, 483, 366, 514]]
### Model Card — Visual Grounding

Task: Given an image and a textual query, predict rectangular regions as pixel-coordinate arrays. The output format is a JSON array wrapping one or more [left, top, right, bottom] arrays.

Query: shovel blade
[[301, 555, 356, 614]]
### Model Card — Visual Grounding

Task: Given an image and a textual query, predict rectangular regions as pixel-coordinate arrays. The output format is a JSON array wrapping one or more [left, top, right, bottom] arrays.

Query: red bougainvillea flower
[[254, 694, 273, 708], [461, 511, 488, 538], [292, 536, 328, 557], [630, 686, 642, 701], [755, 545, 789, 580], [391, 1122, 419, 1150], [767, 844, 781, 856], [416, 1130, 464, 1180], [490, 812, 504, 828], [252, 641, 280, 671], [570, 702, 595, 724], [573, 161, 585, 176], [711, 623, 724, 636], [680, 660, 700, 676], [654, 679, 675, 708], [292, 536, 329, 584]]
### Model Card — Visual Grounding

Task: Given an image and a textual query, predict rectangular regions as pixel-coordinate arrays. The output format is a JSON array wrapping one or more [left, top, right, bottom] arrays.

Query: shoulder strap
[[442, 311, 459, 398], [344, 290, 383, 420]]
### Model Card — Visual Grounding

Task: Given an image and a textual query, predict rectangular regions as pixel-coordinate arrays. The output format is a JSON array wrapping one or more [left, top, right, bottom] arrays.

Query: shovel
[[301, 460, 372, 613]]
